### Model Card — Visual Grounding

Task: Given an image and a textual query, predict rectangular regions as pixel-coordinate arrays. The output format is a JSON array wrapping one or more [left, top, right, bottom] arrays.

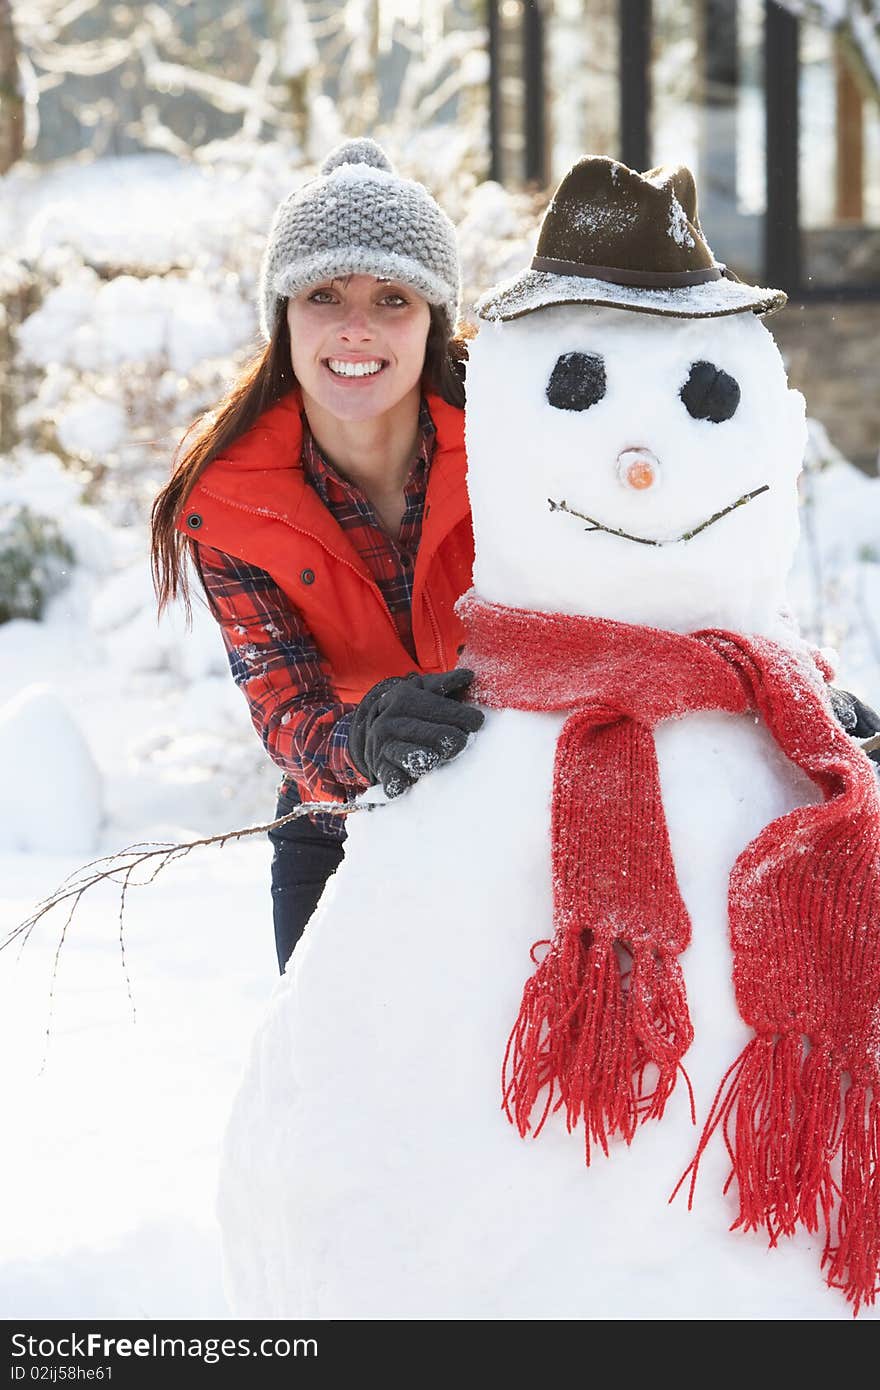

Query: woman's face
[[286, 274, 431, 422]]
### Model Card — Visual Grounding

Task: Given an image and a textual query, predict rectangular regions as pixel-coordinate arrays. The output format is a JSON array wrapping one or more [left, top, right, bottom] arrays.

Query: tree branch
[[3, 797, 379, 959], [547, 486, 770, 547]]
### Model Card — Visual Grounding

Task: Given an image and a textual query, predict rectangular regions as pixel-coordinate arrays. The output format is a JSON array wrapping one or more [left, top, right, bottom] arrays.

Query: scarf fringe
[[824, 1082, 880, 1314], [673, 1035, 880, 1313], [502, 930, 693, 1163]]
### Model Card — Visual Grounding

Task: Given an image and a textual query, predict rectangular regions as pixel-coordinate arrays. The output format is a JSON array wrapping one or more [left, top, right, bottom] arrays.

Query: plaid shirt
[[191, 398, 437, 839]]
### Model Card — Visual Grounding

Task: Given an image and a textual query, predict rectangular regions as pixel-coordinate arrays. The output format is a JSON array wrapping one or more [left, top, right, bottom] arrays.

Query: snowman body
[[218, 306, 873, 1319]]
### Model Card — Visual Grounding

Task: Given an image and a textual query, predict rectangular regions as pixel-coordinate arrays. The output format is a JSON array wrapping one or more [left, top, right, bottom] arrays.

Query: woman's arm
[[190, 542, 370, 802]]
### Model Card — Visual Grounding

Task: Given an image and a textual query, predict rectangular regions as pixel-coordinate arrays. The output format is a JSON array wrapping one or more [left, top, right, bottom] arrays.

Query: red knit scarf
[[458, 591, 880, 1312]]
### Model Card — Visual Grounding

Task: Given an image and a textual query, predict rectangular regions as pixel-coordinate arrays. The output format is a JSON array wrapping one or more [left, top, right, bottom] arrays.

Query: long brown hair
[[151, 302, 475, 616]]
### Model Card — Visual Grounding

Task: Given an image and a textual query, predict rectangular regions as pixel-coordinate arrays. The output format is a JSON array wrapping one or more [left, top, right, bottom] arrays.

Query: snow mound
[[0, 685, 103, 854]]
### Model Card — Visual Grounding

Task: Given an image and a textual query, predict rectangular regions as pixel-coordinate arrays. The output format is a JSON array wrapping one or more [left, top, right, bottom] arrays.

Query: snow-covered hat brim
[[475, 267, 786, 323]]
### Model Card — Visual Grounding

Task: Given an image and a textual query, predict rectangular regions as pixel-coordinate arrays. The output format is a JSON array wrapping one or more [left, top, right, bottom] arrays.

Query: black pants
[[268, 786, 346, 973]]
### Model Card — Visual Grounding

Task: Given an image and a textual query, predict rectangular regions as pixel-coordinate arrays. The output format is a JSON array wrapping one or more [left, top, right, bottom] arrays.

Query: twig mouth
[[547, 484, 770, 547]]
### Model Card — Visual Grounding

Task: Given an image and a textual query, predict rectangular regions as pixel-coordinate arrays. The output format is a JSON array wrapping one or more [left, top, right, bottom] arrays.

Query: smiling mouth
[[323, 358, 389, 380], [547, 484, 771, 546]]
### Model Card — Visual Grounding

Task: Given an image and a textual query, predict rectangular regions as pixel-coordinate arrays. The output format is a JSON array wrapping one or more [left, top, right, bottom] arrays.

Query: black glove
[[828, 686, 880, 765], [348, 668, 485, 798]]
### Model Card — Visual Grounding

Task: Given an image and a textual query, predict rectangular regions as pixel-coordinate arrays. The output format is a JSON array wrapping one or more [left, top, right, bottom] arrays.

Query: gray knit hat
[[258, 137, 461, 341]]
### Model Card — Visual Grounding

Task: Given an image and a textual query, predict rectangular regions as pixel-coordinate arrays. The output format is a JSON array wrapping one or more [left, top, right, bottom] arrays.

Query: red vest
[[176, 389, 474, 703]]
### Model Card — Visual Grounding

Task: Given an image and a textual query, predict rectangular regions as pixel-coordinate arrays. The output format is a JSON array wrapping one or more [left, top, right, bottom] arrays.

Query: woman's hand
[[348, 668, 485, 798], [828, 686, 880, 765]]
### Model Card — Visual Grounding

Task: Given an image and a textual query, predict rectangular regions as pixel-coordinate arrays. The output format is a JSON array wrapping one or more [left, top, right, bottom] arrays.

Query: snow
[[5, 153, 283, 276], [668, 193, 696, 248], [278, 0, 318, 81], [0, 687, 102, 854], [20, 271, 253, 376], [0, 144, 878, 1321], [218, 704, 856, 1319], [477, 266, 787, 321], [0, 465, 281, 1315], [56, 399, 127, 458], [0, 843, 276, 1319]]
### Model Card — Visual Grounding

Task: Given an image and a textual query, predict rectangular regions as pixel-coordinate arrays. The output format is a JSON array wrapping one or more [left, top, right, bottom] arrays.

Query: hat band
[[531, 256, 725, 287]]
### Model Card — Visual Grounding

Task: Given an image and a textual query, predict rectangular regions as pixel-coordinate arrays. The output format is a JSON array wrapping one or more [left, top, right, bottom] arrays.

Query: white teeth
[[327, 359, 385, 378]]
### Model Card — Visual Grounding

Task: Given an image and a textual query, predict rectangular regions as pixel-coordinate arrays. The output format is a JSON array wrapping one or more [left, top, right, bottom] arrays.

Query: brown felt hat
[[475, 156, 787, 322]]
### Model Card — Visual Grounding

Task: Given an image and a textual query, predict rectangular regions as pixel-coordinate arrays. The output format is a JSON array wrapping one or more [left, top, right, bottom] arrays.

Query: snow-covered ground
[[0, 460, 283, 1318], [0, 843, 273, 1318], [0, 148, 878, 1320]]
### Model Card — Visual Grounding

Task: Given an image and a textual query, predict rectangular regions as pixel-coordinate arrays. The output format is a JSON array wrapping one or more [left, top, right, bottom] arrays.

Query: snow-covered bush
[[0, 503, 74, 624]]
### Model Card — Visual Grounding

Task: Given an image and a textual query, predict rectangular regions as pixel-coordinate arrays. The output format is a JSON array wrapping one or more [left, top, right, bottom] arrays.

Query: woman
[[151, 138, 483, 971]]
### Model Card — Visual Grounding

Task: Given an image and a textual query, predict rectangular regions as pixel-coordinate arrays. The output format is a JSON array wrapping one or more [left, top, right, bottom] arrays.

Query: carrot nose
[[617, 447, 660, 490]]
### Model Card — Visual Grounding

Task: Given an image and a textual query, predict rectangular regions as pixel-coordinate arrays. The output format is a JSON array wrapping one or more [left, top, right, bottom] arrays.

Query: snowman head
[[467, 156, 805, 635], [465, 304, 806, 634]]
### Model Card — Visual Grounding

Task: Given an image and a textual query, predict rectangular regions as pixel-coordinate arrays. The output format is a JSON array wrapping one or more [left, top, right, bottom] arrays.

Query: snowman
[[218, 158, 880, 1320]]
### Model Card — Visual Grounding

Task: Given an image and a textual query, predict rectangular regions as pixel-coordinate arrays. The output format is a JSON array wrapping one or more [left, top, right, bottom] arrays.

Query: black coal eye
[[680, 360, 740, 423], [546, 352, 606, 412]]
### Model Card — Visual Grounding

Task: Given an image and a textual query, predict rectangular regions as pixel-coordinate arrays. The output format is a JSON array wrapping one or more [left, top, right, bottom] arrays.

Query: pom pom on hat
[[320, 138, 394, 176]]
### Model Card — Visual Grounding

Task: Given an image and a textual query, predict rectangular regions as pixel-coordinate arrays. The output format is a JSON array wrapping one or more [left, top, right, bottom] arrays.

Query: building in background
[[489, 0, 879, 470]]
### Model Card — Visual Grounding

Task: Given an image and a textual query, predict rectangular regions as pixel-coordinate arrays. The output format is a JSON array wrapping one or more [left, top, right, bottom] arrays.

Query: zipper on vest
[[422, 588, 446, 669], [197, 487, 403, 645]]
